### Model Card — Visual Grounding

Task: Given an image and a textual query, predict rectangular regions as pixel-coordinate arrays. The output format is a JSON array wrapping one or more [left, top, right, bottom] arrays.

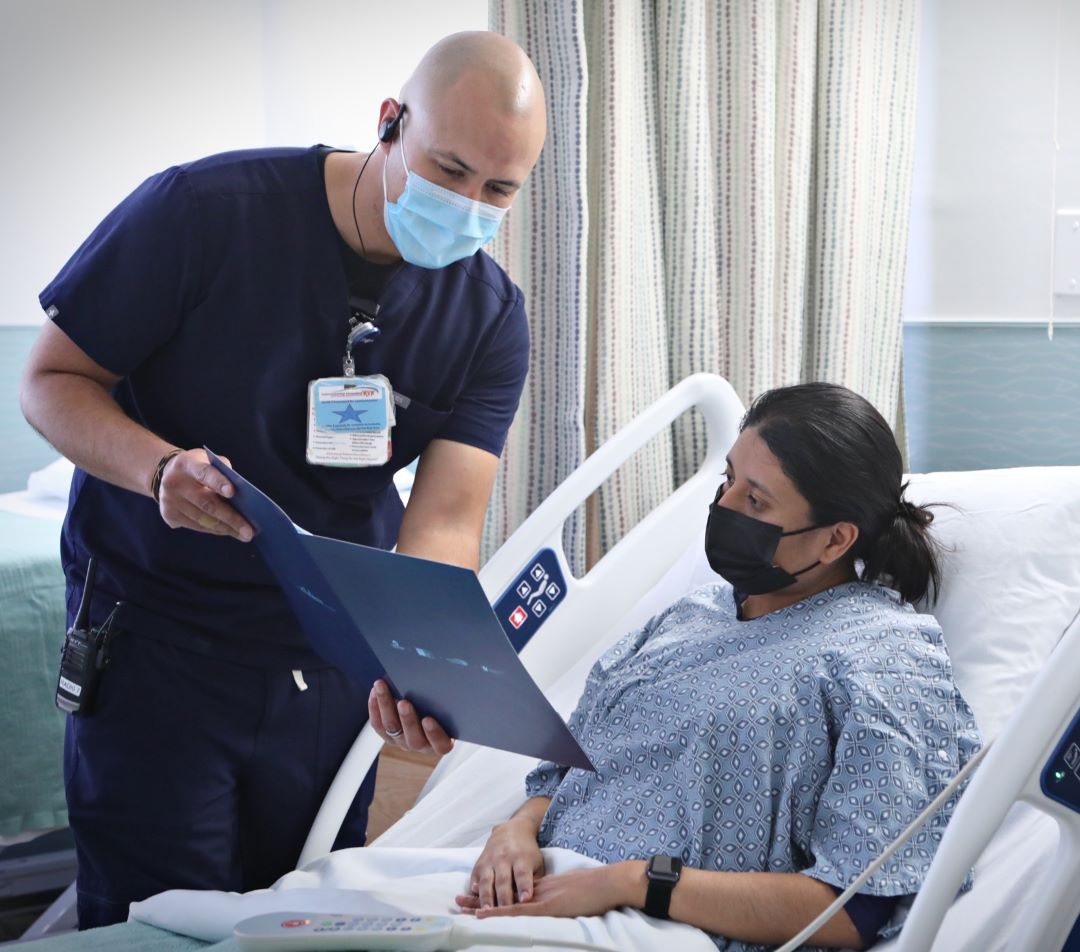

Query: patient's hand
[[368, 679, 454, 755], [456, 816, 546, 909], [465, 863, 645, 921]]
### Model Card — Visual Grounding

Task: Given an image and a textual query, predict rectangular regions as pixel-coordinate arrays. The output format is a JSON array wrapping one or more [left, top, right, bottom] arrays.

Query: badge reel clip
[[343, 297, 381, 377], [55, 558, 122, 716]]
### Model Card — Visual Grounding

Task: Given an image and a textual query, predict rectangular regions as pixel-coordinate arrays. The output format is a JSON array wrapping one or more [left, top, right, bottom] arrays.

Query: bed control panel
[[1040, 706, 1080, 814], [234, 912, 453, 950], [495, 548, 567, 652]]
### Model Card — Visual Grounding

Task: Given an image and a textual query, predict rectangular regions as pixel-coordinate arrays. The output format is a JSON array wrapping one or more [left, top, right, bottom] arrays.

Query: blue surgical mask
[[382, 116, 507, 269]]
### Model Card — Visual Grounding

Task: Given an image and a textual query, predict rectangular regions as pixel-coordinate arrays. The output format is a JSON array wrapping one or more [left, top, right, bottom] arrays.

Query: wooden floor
[[365, 744, 441, 843]]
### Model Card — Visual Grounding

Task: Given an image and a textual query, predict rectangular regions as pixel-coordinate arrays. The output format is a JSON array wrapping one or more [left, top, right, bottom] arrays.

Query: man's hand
[[157, 449, 253, 542], [456, 814, 548, 909], [367, 679, 454, 756]]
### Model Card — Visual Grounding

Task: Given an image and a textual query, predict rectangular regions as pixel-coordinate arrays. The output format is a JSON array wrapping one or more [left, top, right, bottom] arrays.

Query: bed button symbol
[[547, 581, 561, 599], [516, 581, 531, 599], [282, 919, 310, 928], [530, 563, 545, 581], [532, 600, 547, 617], [1066, 742, 1080, 773], [509, 606, 528, 629]]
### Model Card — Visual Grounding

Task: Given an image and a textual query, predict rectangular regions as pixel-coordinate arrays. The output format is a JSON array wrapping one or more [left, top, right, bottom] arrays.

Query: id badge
[[306, 374, 396, 467]]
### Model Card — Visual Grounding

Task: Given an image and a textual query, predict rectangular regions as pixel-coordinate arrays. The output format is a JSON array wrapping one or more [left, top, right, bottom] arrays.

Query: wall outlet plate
[[1054, 209, 1080, 296]]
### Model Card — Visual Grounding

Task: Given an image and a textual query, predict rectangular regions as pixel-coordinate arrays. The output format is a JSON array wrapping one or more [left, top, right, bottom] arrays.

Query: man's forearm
[[395, 439, 498, 572], [21, 370, 173, 497]]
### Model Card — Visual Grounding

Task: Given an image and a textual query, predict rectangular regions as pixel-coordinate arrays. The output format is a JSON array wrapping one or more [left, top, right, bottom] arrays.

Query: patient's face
[[717, 427, 824, 570]]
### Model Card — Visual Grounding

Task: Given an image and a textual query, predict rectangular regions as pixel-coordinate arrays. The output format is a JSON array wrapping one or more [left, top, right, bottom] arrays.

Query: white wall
[[901, 0, 1080, 475], [0, 0, 487, 327], [904, 0, 1080, 323]]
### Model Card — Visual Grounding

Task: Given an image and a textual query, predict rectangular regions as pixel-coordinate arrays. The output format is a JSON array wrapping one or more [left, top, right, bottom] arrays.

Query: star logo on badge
[[332, 403, 366, 423]]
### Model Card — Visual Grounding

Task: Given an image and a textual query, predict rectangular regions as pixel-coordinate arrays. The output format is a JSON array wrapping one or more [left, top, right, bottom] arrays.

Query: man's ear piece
[[379, 106, 407, 143]]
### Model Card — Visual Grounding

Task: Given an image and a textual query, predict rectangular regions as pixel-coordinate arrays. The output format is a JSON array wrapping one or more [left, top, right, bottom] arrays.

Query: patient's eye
[[438, 165, 465, 178], [748, 492, 763, 511]]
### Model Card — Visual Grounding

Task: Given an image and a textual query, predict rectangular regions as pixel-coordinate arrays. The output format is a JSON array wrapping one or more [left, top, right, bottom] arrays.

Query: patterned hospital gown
[[526, 581, 981, 951]]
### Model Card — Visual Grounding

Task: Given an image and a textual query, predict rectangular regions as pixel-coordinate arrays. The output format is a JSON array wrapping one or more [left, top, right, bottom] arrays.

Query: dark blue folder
[[207, 450, 593, 771]]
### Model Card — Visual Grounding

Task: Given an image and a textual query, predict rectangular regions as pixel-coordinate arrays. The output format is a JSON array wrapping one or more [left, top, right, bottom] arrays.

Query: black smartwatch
[[644, 854, 683, 919]]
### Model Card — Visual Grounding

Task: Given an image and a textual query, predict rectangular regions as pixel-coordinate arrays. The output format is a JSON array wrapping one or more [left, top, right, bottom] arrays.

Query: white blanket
[[130, 846, 715, 951]]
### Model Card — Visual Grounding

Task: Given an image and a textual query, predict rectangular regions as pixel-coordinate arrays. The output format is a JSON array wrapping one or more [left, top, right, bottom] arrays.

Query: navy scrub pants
[[63, 629, 378, 929]]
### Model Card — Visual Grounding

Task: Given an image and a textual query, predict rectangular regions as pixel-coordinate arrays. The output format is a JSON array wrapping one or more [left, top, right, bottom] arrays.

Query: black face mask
[[704, 487, 824, 595]]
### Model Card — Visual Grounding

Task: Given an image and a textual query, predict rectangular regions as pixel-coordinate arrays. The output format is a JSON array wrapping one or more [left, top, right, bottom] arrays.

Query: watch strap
[[644, 855, 683, 919]]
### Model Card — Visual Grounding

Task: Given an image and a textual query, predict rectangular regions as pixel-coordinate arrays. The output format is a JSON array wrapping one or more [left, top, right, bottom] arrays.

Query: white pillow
[[906, 467, 1080, 740], [26, 456, 75, 502]]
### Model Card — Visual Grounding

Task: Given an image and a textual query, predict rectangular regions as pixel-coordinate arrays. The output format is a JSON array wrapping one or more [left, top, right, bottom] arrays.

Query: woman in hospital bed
[[456, 383, 981, 951]]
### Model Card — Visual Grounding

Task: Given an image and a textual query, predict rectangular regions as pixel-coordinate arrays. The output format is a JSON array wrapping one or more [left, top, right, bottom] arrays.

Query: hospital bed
[[0, 467, 73, 926], [0, 464, 69, 846], [13, 374, 1080, 949]]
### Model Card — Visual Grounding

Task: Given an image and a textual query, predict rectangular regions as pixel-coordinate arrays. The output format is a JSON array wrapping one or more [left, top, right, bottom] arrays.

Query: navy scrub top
[[39, 146, 529, 659]]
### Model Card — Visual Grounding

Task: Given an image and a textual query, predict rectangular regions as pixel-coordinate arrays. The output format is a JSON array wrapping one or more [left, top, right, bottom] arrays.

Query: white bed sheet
[[131, 847, 716, 951], [131, 807, 1059, 951]]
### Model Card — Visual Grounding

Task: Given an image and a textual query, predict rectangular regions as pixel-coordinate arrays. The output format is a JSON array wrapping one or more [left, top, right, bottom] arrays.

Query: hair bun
[[896, 497, 933, 527]]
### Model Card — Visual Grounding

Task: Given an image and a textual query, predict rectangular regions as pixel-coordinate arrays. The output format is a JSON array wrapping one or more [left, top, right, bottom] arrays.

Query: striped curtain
[[484, 0, 921, 571]]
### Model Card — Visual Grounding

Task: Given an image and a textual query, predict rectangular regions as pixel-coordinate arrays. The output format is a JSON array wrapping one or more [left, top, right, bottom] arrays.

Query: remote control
[[234, 912, 457, 951]]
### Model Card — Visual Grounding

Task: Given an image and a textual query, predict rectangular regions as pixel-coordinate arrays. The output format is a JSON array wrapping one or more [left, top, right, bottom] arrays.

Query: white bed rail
[[895, 608, 1080, 951], [297, 373, 744, 868], [481, 372, 742, 689]]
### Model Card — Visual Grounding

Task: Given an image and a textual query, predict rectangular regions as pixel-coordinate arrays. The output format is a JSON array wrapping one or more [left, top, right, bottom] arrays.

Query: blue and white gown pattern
[[525, 581, 981, 950]]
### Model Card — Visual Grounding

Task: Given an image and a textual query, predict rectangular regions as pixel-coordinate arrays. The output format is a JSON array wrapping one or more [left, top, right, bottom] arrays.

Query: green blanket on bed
[[0, 511, 67, 837], [19, 921, 218, 950]]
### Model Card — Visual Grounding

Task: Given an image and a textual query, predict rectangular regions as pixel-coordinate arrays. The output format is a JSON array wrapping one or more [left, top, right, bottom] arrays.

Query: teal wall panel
[[0, 326, 57, 493], [903, 323, 1080, 473]]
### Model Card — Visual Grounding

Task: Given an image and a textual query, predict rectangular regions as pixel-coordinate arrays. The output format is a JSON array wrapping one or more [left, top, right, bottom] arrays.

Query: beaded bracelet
[[150, 449, 183, 503]]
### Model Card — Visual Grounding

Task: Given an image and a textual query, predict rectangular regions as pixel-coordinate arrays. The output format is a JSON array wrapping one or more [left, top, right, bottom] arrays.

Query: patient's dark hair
[[741, 382, 942, 604]]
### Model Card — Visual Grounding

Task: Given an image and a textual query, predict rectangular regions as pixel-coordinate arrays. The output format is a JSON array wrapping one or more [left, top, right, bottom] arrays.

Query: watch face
[[647, 855, 681, 883]]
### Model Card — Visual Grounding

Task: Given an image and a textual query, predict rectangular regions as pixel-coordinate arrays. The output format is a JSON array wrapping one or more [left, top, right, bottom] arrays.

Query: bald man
[[20, 31, 546, 929]]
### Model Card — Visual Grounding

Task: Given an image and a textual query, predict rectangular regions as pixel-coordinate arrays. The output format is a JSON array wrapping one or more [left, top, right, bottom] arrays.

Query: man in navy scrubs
[[19, 31, 546, 928]]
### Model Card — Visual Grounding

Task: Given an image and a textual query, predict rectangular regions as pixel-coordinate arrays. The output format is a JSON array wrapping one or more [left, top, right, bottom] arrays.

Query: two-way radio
[[55, 558, 121, 716]]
